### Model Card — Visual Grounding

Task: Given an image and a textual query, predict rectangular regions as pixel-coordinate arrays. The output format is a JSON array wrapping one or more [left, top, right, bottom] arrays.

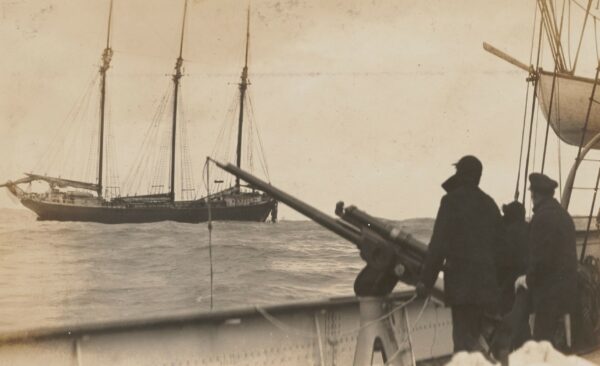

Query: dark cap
[[502, 200, 525, 223], [442, 155, 483, 192], [528, 173, 558, 194], [454, 155, 482, 177]]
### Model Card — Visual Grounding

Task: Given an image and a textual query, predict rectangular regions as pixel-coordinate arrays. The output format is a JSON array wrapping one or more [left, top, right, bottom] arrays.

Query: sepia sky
[[1, 0, 600, 220]]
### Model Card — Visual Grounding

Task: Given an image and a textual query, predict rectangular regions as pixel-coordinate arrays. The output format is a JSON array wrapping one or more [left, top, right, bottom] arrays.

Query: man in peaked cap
[[418, 155, 504, 353], [514, 173, 578, 345]]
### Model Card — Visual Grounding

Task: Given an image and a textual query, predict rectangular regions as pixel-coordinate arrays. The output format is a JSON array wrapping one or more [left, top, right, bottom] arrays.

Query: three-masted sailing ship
[[1, 1, 277, 224]]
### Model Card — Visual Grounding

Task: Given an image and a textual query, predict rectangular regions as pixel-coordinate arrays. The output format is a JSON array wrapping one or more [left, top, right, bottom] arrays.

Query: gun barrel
[[210, 159, 365, 247], [340, 205, 429, 257]]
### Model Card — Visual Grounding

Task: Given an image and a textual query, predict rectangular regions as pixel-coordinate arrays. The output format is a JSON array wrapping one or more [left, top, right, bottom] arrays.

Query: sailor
[[514, 173, 578, 344], [498, 201, 529, 316], [491, 201, 531, 360], [417, 155, 504, 353]]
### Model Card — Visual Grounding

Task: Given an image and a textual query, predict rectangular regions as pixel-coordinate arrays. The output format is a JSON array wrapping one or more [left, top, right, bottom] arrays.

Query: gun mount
[[209, 158, 443, 300]]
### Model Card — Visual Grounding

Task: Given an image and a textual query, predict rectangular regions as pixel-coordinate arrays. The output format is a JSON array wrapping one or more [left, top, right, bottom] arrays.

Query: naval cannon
[[209, 158, 445, 365], [208, 158, 442, 299]]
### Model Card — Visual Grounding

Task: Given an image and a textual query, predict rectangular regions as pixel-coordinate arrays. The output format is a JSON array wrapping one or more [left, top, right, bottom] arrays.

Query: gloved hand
[[514, 275, 528, 292], [415, 282, 430, 299]]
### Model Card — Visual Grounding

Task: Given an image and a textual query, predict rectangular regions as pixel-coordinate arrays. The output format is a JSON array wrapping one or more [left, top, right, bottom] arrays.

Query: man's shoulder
[[443, 187, 500, 210], [532, 199, 569, 223]]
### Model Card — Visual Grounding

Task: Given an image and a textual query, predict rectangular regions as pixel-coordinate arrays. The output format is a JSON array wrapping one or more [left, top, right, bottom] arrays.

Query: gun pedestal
[[353, 297, 414, 366]]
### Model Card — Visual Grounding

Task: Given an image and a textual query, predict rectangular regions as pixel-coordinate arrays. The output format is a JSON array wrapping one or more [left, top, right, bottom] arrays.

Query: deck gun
[[209, 159, 443, 300]]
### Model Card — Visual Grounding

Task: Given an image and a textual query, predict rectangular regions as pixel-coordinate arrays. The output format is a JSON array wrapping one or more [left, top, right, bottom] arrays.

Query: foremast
[[170, 0, 188, 202], [235, 6, 251, 191], [98, 0, 114, 198]]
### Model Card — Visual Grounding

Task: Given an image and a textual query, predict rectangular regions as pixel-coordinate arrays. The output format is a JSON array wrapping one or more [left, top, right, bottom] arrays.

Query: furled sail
[[11, 173, 99, 192], [537, 70, 600, 148]]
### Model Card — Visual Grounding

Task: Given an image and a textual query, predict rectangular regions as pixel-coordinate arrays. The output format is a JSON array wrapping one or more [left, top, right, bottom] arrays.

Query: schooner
[[1, 0, 277, 224]]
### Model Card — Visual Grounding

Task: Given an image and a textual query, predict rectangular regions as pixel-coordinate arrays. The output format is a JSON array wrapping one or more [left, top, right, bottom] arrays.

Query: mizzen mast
[[235, 5, 251, 190], [170, 0, 188, 201], [98, 0, 114, 198]]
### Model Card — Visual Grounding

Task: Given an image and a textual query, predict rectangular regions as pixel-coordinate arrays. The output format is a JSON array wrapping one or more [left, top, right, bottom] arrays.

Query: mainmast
[[235, 5, 251, 190], [170, 0, 187, 202], [98, 0, 113, 198]]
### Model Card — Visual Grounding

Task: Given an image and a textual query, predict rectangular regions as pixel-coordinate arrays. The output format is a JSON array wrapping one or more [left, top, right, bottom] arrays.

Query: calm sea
[[0, 208, 433, 332]]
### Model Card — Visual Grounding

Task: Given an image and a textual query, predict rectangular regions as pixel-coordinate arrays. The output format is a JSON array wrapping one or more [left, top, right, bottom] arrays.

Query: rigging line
[[516, 1, 541, 200], [532, 96, 541, 174], [247, 92, 271, 181], [383, 297, 431, 366], [569, 0, 573, 69], [124, 87, 171, 193], [36, 73, 100, 173], [539, 1, 559, 69], [573, 0, 594, 73], [203, 158, 214, 311], [541, 67, 559, 173], [515, 83, 532, 200], [530, 2, 540, 65], [64, 76, 99, 180], [42, 74, 100, 176], [557, 78, 564, 193], [573, 0, 600, 19], [596, 18, 600, 61], [569, 63, 600, 211], [557, 0, 568, 57], [546, 0, 567, 70], [522, 17, 545, 205], [581, 163, 600, 262]]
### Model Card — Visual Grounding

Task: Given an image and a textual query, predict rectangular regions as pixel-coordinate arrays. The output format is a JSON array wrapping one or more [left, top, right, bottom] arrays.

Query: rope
[[557, 77, 564, 193], [247, 92, 272, 181], [569, 0, 573, 69], [581, 164, 600, 261], [522, 17, 545, 204], [573, 0, 600, 21], [541, 67, 559, 173], [203, 158, 214, 310], [572, 0, 594, 73], [383, 296, 431, 366], [515, 2, 541, 200]]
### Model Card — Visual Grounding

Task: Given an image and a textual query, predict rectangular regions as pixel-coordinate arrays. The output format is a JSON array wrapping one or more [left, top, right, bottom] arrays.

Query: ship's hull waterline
[[20, 197, 276, 224]]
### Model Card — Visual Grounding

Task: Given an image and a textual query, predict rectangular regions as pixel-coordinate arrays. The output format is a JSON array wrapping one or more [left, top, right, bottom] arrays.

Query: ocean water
[[0, 208, 433, 332]]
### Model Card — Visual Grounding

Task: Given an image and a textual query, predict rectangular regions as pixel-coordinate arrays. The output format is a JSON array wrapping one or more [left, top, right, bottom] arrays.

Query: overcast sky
[[2, 0, 600, 220]]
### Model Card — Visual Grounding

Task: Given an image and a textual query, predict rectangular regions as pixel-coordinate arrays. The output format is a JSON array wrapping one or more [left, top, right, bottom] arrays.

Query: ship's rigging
[[485, 0, 600, 345], [1, 0, 277, 223]]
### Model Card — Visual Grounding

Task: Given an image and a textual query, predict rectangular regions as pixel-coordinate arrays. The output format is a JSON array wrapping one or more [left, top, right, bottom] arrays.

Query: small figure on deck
[[417, 155, 504, 353], [498, 201, 529, 316], [491, 201, 531, 361], [514, 173, 578, 345]]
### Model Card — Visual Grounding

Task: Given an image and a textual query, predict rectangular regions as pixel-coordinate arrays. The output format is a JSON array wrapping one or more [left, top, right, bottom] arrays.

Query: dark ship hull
[[20, 195, 276, 224]]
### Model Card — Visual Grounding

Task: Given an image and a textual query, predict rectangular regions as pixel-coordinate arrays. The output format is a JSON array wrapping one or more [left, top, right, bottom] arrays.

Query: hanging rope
[[581, 164, 600, 261], [204, 158, 214, 310], [522, 17, 545, 204], [247, 92, 272, 181], [515, 3, 541, 200], [541, 67, 560, 173], [383, 297, 431, 366], [572, 0, 595, 73], [557, 77, 564, 193]]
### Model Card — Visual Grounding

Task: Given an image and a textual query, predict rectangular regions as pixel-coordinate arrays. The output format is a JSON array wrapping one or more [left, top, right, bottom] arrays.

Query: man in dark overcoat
[[514, 173, 578, 343], [418, 155, 504, 353]]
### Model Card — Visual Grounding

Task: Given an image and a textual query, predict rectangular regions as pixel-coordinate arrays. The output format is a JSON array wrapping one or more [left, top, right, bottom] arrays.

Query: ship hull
[[20, 197, 275, 224]]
